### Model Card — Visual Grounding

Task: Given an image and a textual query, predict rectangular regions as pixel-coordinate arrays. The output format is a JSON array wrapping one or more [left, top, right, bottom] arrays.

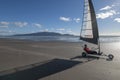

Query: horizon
[[0, 0, 120, 36], [1, 31, 120, 37]]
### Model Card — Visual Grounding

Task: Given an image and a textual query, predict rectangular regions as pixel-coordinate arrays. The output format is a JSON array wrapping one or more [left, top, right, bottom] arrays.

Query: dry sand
[[0, 38, 120, 80]]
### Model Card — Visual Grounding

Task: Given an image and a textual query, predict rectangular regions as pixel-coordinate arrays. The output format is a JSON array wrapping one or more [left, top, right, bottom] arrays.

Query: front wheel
[[108, 54, 114, 60], [82, 52, 87, 57]]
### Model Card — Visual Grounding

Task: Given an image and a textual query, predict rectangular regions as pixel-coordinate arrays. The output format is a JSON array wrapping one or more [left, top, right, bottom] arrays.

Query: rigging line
[[80, 0, 86, 39]]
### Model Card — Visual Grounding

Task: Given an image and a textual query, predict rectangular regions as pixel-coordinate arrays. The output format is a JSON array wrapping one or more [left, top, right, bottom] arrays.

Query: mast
[[98, 38, 101, 53]]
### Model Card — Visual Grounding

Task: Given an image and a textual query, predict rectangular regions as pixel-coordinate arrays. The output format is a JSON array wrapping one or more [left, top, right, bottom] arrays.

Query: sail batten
[[80, 0, 99, 44]]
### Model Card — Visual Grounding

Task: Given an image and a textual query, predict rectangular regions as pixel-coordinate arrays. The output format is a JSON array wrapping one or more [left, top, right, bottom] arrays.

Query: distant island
[[13, 32, 120, 37], [14, 32, 75, 36]]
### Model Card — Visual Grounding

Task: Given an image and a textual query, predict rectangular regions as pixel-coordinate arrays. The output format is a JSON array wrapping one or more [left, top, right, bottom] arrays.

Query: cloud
[[100, 32, 120, 36], [44, 29, 49, 32], [56, 28, 65, 31], [0, 21, 28, 28], [65, 29, 78, 35], [100, 6, 112, 11], [0, 21, 43, 28], [0, 30, 14, 33], [59, 17, 81, 23], [111, 5, 115, 7], [96, 10, 117, 19], [56, 28, 77, 35], [97, 3, 120, 20], [33, 23, 42, 28], [0, 21, 9, 25], [0, 25, 8, 28], [0, 30, 16, 35], [0, 21, 9, 28], [56, 28, 65, 34], [13, 22, 28, 27], [0, 30, 8, 33], [59, 17, 71, 22], [74, 18, 80, 23], [114, 18, 120, 23]]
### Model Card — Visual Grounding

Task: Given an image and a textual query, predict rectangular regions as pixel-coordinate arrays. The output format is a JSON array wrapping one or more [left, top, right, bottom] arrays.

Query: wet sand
[[0, 38, 120, 80]]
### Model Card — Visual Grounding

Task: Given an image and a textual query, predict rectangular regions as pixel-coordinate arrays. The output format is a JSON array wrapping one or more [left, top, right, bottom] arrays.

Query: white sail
[[80, 0, 99, 44]]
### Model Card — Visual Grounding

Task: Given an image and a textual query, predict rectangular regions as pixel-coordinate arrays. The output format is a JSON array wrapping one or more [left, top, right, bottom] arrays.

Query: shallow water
[[0, 36, 120, 43]]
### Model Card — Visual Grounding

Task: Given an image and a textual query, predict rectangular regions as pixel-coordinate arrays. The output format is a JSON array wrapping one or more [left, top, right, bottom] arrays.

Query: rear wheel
[[108, 54, 114, 60], [82, 52, 87, 57]]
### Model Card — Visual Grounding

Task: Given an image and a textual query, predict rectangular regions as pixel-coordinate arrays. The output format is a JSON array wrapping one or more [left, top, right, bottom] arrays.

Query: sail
[[80, 0, 99, 44]]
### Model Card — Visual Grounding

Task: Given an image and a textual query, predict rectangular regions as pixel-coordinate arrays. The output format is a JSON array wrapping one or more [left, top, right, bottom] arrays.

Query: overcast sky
[[0, 0, 120, 35]]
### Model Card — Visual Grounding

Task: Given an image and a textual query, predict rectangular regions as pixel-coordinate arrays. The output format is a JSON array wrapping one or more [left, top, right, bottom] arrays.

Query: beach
[[0, 38, 120, 80]]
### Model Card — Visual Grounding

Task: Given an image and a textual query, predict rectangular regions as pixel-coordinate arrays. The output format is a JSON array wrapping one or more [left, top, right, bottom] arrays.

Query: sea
[[0, 36, 120, 43]]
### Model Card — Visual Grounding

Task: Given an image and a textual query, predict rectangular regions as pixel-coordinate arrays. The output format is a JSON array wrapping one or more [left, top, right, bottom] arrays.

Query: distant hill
[[14, 32, 74, 36]]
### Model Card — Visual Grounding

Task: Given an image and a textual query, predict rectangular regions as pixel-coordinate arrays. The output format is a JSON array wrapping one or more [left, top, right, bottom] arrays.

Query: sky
[[0, 0, 120, 36]]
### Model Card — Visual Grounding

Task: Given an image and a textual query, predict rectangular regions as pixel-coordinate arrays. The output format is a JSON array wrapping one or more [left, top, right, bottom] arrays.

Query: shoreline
[[0, 36, 120, 44]]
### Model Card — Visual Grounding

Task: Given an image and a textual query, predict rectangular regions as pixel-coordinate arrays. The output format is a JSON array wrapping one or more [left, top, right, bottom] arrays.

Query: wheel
[[108, 54, 114, 60], [82, 52, 87, 57]]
